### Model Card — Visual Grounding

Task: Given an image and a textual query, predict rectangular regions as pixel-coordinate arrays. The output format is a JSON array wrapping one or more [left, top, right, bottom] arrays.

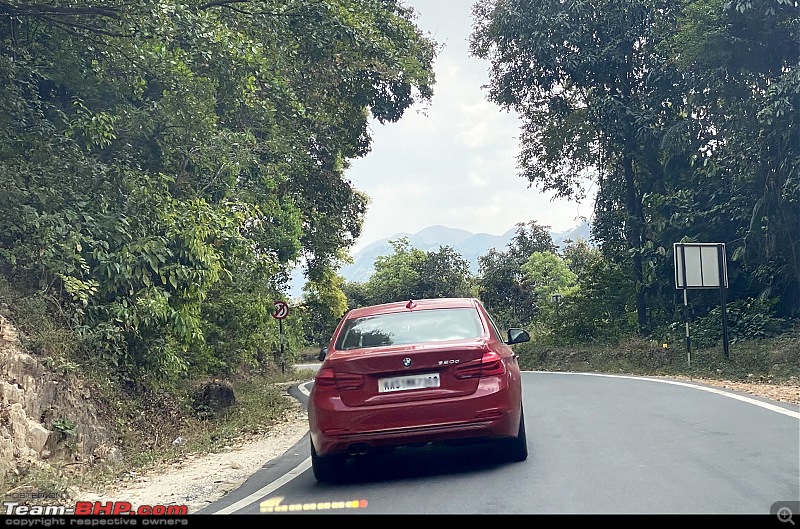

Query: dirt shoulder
[[663, 375, 799, 405], [69, 396, 310, 514]]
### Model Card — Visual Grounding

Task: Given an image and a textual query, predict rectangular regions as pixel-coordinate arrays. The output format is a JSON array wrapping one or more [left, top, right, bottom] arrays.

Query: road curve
[[201, 371, 799, 514]]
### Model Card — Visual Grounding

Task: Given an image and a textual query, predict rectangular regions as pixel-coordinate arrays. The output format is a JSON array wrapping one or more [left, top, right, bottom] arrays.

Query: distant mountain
[[287, 221, 591, 299]]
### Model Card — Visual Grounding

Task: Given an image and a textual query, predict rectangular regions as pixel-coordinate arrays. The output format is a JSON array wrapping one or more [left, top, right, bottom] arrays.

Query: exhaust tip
[[347, 443, 370, 456]]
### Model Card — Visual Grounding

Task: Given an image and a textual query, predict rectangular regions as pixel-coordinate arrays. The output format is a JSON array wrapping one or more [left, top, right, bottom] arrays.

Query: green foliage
[[471, 0, 689, 331], [520, 251, 578, 331], [477, 221, 556, 327], [541, 258, 637, 345], [515, 327, 800, 384], [471, 0, 799, 336], [658, 297, 790, 350], [301, 268, 349, 346], [521, 252, 578, 305], [342, 280, 371, 310], [359, 238, 474, 305], [52, 418, 77, 437], [561, 239, 603, 283], [416, 245, 475, 300], [0, 0, 437, 388], [656, 0, 800, 319], [366, 238, 427, 303]]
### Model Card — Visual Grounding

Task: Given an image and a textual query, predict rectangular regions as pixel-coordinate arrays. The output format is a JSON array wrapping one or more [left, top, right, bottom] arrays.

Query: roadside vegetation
[[514, 331, 800, 385], [1, 0, 797, 501]]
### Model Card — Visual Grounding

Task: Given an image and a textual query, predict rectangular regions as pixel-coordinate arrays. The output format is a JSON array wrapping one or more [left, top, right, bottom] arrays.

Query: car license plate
[[378, 373, 440, 393]]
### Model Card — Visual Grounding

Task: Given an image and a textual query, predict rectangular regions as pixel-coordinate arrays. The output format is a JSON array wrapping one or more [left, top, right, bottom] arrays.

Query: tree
[[0, 0, 437, 384], [364, 238, 427, 304], [553, 257, 637, 344], [521, 252, 578, 309], [471, 0, 686, 333], [561, 239, 603, 284], [417, 246, 475, 300], [656, 0, 800, 318], [301, 268, 348, 347], [507, 220, 558, 261], [341, 280, 371, 310], [363, 238, 474, 305], [477, 220, 556, 327]]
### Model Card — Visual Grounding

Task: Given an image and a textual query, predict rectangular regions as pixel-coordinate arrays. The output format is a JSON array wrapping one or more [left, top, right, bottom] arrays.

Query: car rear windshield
[[334, 307, 485, 350]]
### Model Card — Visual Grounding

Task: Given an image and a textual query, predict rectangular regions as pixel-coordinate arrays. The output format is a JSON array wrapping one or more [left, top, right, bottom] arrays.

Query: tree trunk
[[623, 154, 647, 333]]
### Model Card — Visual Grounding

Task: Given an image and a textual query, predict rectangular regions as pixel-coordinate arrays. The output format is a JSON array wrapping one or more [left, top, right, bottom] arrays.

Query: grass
[[515, 326, 800, 384], [92, 367, 308, 482]]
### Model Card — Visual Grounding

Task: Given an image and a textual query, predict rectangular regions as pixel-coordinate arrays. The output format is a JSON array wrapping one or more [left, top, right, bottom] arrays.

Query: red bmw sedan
[[308, 297, 530, 482]]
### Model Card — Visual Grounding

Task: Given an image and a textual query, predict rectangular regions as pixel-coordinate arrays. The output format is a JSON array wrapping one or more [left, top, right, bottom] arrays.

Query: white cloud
[[468, 172, 488, 187], [346, 0, 595, 253]]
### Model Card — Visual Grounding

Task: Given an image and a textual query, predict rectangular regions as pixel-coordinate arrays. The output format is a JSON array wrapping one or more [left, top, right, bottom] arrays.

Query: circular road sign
[[272, 301, 289, 320]]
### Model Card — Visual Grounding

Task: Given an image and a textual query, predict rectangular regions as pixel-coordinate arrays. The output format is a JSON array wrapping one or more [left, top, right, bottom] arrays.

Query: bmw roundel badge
[[402, 357, 412, 368]]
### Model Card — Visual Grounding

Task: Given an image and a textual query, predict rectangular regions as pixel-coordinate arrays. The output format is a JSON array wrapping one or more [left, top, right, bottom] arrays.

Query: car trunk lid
[[327, 340, 489, 407]]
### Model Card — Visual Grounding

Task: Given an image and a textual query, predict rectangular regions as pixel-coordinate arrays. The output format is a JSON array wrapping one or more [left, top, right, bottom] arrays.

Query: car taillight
[[479, 351, 505, 377], [313, 368, 364, 391], [454, 351, 506, 379], [335, 372, 365, 391], [314, 368, 338, 389]]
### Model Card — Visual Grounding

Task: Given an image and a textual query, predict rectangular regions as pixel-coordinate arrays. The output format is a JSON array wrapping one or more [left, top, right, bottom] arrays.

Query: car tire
[[503, 407, 528, 462], [310, 438, 346, 483]]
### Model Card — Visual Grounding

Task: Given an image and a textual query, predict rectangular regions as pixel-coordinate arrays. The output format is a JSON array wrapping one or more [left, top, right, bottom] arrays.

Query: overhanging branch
[[0, 1, 120, 18]]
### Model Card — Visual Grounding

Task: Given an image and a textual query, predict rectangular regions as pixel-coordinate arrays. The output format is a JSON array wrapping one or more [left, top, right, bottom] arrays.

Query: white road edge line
[[213, 458, 312, 514], [211, 381, 315, 515], [535, 371, 800, 419], [213, 374, 798, 513]]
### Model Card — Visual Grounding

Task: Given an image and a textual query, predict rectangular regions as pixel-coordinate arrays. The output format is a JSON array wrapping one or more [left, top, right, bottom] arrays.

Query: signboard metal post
[[272, 301, 290, 374], [717, 244, 730, 360], [550, 293, 562, 320], [679, 246, 691, 365]]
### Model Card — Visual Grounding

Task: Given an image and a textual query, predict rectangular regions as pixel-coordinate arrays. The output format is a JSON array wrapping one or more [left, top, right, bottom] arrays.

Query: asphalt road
[[199, 371, 799, 515]]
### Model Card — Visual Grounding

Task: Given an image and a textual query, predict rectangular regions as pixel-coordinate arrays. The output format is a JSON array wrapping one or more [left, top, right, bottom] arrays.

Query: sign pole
[[279, 318, 285, 374], [679, 244, 691, 366], [718, 244, 730, 360], [684, 289, 691, 367], [272, 301, 290, 375]]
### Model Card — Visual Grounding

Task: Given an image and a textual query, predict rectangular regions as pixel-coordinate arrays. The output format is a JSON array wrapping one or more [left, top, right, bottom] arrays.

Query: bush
[[655, 297, 788, 349]]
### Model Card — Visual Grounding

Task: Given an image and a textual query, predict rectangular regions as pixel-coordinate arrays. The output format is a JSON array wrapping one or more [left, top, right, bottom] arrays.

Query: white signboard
[[674, 243, 728, 289]]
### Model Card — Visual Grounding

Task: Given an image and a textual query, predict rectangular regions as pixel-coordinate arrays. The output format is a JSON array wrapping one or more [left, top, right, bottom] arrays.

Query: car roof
[[345, 297, 480, 319]]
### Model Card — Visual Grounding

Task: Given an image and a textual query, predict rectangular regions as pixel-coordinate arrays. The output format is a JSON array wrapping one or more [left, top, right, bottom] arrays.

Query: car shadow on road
[[317, 441, 521, 485]]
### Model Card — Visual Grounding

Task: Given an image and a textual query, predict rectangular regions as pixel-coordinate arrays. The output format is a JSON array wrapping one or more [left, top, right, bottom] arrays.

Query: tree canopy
[[0, 0, 437, 383], [470, 0, 800, 334], [350, 238, 474, 306]]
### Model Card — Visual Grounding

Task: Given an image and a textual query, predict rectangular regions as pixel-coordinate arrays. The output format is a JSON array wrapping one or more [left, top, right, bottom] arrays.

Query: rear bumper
[[309, 377, 521, 457]]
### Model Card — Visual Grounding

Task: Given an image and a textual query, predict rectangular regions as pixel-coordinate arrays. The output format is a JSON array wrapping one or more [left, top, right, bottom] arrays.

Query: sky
[[345, 0, 595, 253]]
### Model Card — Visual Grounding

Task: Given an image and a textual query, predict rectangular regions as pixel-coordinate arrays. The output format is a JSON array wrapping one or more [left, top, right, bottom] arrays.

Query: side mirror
[[317, 346, 328, 362], [507, 328, 530, 345]]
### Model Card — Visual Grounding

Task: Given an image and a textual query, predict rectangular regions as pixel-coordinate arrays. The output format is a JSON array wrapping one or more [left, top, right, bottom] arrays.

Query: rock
[[193, 379, 235, 418], [0, 436, 15, 473], [26, 419, 51, 453]]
